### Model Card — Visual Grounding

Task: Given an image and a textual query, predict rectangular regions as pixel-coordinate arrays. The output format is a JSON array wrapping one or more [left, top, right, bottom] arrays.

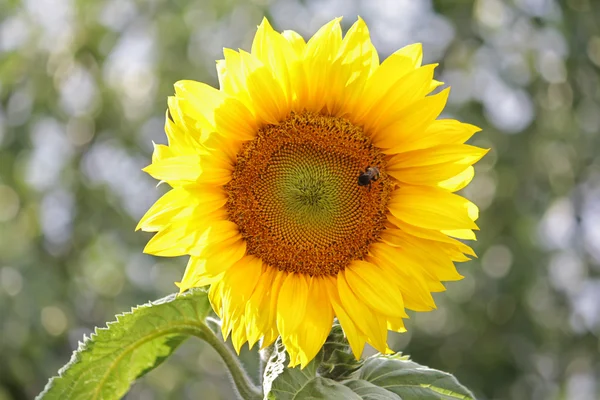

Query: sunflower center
[[225, 112, 391, 276]]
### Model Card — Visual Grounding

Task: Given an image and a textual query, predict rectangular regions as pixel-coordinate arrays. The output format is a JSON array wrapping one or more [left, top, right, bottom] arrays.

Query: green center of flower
[[268, 144, 360, 242], [225, 112, 391, 276]]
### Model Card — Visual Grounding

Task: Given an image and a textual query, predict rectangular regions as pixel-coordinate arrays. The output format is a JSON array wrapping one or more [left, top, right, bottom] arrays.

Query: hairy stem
[[191, 324, 262, 400]]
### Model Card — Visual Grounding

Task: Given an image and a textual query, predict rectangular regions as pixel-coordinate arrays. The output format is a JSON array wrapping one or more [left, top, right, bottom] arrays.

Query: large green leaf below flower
[[352, 354, 476, 399], [37, 289, 212, 400], [265, 338, 475, 400]]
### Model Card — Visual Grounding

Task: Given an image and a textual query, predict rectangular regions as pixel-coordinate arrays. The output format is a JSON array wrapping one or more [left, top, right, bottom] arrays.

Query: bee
[[358, 166, 380, 188]]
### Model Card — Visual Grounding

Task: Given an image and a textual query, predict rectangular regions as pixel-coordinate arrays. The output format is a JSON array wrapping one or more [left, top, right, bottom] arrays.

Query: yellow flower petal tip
[[139, 17, 486, 366]]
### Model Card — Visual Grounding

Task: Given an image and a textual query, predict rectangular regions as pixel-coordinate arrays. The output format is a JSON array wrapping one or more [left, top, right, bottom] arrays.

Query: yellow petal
[[304, 18, 343, 59], [184, 185, 228, 212], [261, 328, 279, 350], [373, 88, 450, 150], [208, 277, 225, 318], [136, 188, 194, 232], [260, 268, 286, 348], [277, 273, 308, 339], [441, 228, 478, 241], [252, 18, 297, 105], [388, 215, 476, 258], [387, 317, 407, 333], [151, 142, 175, 164], [244, 266, 278, 348], [283, 277, 333, 368], [380, 229, 464, 282], [164, 111, 202, 155], [220, 256, 263, 338], [198, 156, 233, 186], [201, 131, 243, 165], [328, 17, 378, 115], [368, 243, 437, 311], [392, 119, 482, 153], [394, 42, 423, 67], [386, 145, 488, 185], [358, 64, 437, 131], [300, 18, 343, 112], [281, 29, 306, 54], [142, 222, 198, 257], [388, 144, 488, 168], [438, 166, 475, 192], [368, 44, 422, 95], [337, 272, 388, 353], [175, 80, 257, 142], [344, 260, 408, 318], [231, 314, 248, 354], [143, 155, 202, 184], [176, 257, 222, 293], [429, 79, 444, 92], [323, 276, 366, 360], [352, 43, 421, 118], [220, 49, 248, 97], [222, 256, 263, 315], [198, 237, 246, 276], [240, 51, 289, 124], [337, 17, 379, 76], [364, 313, 392, 353], [143, 203, 230, 257], [173, 81, 221, 133], [388, 185, 479, 231], [167, 96, 204, 143]]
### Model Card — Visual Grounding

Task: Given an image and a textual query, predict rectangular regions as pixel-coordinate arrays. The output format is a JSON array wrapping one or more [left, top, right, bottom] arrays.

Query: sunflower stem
[[197, 324, 262, 400]]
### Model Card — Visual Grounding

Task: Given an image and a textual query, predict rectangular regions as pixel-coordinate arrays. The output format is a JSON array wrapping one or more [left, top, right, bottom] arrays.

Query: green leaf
[[344, 380, 402, 400], [264, 338, 321, 400], [264, 321, 363, 398], [37, 288, 211, 400], [264, 323, 475, 400], [355, 354, 476, 400], [294, 377, 362, 399], [264, 341, 360, 400]]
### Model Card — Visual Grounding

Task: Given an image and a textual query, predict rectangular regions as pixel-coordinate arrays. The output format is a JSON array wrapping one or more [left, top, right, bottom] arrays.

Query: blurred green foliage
[[1, 0, 599, 399]]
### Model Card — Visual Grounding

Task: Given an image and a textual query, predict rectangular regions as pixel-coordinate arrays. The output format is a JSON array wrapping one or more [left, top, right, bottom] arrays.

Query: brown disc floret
[[225, 111, 391, 276]]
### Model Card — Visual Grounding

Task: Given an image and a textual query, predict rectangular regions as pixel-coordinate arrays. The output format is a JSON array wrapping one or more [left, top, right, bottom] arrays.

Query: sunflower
[[138, 17, 486, 368]]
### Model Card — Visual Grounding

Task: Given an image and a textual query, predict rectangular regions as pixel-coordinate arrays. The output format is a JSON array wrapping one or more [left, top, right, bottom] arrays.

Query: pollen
[[225, 112, 392, 276]]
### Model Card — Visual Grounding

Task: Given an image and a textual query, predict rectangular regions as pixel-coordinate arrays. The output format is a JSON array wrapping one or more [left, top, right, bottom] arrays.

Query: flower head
[[139, 17, 486, 368]]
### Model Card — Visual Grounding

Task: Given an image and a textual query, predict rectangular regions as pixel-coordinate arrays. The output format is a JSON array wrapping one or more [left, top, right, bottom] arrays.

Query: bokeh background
[[1, 0, 600, 399]]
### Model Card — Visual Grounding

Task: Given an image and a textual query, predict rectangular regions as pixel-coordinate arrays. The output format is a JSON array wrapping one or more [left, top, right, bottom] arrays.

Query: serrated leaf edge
[[37, 290, 208, 400]]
